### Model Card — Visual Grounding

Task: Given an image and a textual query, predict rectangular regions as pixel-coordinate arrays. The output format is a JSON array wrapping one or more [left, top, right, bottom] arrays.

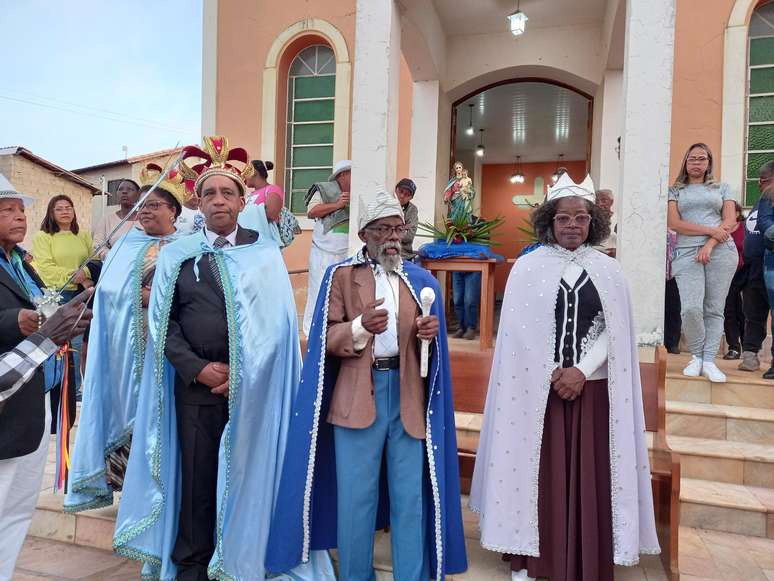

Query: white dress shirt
[[351, 265, 401, 357], [203, 226, 238, 248]]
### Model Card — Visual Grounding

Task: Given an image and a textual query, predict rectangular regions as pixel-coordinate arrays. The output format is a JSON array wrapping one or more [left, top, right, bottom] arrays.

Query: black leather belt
[[373, 356, 400, 370]]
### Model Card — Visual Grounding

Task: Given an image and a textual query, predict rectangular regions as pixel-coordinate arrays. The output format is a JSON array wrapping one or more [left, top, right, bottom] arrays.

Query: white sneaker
[[683, 356, 702, 377], [701, 361, 727, 383], [511, 570, 535, 581]]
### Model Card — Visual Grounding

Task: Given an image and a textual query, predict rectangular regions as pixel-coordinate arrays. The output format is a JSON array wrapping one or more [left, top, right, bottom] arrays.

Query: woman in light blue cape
[[65, 225, 178, 512], [113, 229, 333, 580]]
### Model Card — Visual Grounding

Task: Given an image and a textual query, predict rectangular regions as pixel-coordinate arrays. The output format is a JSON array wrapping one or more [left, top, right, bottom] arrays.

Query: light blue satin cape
[[113, 229, 334, 580], [65, 227, 177, 513], [238, 200, 282, 246]]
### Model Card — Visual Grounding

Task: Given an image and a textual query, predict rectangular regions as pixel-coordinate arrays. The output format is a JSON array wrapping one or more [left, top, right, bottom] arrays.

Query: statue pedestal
[[421, 257, 498, 350]]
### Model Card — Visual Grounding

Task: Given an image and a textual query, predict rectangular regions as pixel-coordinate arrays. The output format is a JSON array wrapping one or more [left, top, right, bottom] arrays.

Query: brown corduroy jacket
[[325, 263, 426, 439]]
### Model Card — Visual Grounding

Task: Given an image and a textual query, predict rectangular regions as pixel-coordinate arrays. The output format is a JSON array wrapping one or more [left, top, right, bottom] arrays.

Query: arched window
[[746, 1, 774, 204], [285, 45, 336, 214]]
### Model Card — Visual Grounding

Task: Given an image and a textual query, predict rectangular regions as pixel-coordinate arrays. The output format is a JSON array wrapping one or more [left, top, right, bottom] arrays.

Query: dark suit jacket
[[325, 262, 426, 439], [165, 227, 258, 405], [0, 250, 47, 459]]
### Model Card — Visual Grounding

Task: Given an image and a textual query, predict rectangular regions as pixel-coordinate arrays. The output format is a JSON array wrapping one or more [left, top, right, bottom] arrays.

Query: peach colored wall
[[670, 0, 737, 181], [480, 161, 587, 297], [215, 0, 357, 159], [397, 56, 413, 182]]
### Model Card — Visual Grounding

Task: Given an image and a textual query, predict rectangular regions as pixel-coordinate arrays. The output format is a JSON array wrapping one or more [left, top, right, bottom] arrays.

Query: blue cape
[[65, 228, 178, 513], [266, 249, 468, 579], [113, 230, 334, 581]]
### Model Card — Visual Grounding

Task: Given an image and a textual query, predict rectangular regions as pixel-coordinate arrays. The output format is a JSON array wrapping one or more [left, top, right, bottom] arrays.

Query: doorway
[[451, 80, 593, 297]]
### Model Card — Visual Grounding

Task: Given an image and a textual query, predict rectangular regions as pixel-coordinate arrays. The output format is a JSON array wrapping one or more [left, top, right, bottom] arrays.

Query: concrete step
[[680, 478, 774, 539], [666, 434, 774, 488], [667, 401, 774, 445], [666, 373, 774, 410]]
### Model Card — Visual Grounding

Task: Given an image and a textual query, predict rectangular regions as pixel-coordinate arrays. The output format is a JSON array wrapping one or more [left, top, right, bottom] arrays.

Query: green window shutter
[[746, 180, 763, 205], [293, 123, 334, 146], [286, 45, 337, 215], [750, 67, 774, 95], [749, 96, 774, 122], [294, 76, 335, 99], [292, 146, 334, 167], [747, 152, 772, 179], [750, 38, 774, 66], [748, 124, 774, 150], [294, 99, 335, 122]]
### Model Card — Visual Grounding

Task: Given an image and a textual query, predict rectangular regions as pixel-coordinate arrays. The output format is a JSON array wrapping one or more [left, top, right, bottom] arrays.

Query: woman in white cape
[[470, 174, 659, 581]]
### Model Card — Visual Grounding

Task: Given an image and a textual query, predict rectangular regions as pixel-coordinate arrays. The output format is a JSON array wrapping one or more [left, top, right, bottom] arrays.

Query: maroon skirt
[[508, 378, 614, 581]]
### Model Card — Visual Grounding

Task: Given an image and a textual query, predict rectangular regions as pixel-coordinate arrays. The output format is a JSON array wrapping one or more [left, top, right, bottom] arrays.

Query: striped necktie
[[209, 236, 229, 291]]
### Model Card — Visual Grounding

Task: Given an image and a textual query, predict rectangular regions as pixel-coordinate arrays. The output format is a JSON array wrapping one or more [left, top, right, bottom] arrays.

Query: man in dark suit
[[164, 172, 258, 580], [0, 176, 92, 577]]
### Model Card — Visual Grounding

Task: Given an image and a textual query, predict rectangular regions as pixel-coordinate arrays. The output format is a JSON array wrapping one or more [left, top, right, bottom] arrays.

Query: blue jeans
[[452, 271, 481, 331], [333, 368, 429, 581]]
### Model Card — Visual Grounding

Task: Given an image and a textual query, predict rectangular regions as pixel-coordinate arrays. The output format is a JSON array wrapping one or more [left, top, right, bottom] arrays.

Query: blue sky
[[1, 1, 202, 170]]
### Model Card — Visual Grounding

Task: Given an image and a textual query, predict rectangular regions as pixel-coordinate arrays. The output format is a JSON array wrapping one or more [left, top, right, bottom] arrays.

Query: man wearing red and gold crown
[[113, 137, 334, 581]]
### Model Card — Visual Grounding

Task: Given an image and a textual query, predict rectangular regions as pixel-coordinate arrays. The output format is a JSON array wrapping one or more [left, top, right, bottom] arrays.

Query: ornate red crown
[[180, 136, 254, 196]]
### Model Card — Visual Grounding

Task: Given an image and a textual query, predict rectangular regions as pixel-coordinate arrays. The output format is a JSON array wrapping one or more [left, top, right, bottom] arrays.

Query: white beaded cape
[[469, 244, 660, 566]]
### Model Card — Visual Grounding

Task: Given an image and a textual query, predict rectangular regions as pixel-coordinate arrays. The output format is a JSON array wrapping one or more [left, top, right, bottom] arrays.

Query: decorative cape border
[[112, 230, 323, 581], [469, 245, 660, 565], [266, 249, 468, 579], [65, 228, 177, 513]]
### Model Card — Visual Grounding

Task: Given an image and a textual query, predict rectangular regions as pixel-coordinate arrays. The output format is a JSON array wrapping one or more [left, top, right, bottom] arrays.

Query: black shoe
[[723, 349, 741, 360], [763, 367, 774, 380], [666, 346, 680, 355]]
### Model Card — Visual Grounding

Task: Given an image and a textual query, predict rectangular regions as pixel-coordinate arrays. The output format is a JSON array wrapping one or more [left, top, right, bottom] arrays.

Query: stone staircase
[[666, 356, 774, 540], [25, 353, 774, 579]]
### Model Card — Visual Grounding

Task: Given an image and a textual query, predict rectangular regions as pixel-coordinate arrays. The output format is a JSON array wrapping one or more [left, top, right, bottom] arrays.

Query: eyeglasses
[[365, 225, 408, 236], [140, 201, 173, 211], [687, 156, 709, 163], [553, 213, 591, 227]]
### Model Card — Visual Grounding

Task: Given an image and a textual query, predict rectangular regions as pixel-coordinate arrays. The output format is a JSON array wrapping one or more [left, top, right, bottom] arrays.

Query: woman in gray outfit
[[667, 143, 738, 382]]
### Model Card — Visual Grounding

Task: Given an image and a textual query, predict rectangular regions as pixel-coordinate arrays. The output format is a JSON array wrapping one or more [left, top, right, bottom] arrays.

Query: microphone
[[420, 287, 436, 378]]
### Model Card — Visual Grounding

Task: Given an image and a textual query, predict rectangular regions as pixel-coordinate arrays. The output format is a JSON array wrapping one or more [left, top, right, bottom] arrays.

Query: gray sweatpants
[[672, 240, 738, 360]]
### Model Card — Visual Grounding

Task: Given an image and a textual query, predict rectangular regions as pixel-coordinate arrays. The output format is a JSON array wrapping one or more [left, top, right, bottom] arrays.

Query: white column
[[348, 0, 402, 252], [201, 0, 218, 135], [409, 80, 441, 248], [617, 0, 675, 344]]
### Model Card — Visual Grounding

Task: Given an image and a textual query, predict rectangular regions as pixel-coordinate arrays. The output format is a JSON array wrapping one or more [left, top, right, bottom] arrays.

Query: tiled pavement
[[15, 523, 774, 580]]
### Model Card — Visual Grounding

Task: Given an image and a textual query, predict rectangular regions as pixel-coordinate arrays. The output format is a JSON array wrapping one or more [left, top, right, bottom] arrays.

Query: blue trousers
[[452, 271, 481, 331], [334, 368, 429, 581]]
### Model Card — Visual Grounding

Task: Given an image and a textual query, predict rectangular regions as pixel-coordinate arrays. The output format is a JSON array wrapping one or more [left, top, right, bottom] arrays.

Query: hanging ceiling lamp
[[476, 129, 486, 157], [507, 0, 528, 36], [510, 155, 525, 184], [551, 153, 565, 183], [466, 103, 475, 136]]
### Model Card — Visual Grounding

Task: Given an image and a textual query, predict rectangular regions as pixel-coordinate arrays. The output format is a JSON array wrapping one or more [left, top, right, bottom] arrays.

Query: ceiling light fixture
[[476, 129, 486, 157], [510, 155, 525, 184], [507, 0, 528, 36], [466, 103, 475, 136]]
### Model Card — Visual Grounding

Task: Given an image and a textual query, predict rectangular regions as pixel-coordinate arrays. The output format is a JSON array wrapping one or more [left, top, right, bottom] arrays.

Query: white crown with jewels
[[547, 173, 596, 203]]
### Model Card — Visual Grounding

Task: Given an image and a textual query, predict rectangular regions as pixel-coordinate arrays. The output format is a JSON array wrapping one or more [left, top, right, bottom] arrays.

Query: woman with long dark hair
[[32, 194, 94, 430], [667, 143, 738, 382]]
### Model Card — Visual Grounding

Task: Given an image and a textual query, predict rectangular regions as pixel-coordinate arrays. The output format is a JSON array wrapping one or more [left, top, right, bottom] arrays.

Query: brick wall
[[1, 155, 94, 250]]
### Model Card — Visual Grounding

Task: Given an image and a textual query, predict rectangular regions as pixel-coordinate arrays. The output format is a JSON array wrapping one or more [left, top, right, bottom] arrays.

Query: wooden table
[[421, 257, 499, 350]]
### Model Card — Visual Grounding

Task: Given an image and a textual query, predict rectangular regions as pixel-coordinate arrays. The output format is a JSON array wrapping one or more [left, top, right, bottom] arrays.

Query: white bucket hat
[[329, 160, 352, 181], [0, 173, 34, 207]]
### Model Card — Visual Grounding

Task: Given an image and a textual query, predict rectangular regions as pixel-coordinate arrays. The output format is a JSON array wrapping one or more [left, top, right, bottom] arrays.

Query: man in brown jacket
[[324, 190, 437, 580]]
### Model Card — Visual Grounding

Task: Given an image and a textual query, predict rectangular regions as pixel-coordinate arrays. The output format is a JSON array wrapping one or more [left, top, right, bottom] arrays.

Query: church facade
[[202, 0, 772, 341]]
